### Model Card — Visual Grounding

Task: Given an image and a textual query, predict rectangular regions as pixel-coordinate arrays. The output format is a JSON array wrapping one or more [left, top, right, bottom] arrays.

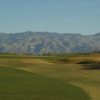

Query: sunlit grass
[[0, 53, 100, 100]]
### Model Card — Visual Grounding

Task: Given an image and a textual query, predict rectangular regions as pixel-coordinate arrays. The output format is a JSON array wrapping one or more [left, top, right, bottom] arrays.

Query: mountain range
[[0, 31, 100, 54]]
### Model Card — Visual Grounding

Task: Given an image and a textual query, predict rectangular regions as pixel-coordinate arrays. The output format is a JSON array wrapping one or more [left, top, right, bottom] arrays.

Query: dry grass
[[0, 53, 100, 100], [21, 59, 53, 65], [20, 64, 100, 100]]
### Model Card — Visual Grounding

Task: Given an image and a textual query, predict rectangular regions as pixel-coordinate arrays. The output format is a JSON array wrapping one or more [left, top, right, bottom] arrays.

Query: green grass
[[1, 53, 100, 100], [0, 67, 90, 100]]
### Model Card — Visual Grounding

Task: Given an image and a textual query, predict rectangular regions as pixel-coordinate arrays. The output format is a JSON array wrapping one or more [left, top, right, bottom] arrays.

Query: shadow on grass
[[77, 60, 95, 64], [83, 63, 100, 70], [77, 60, 100, 70], [57, 59, 70, 64]]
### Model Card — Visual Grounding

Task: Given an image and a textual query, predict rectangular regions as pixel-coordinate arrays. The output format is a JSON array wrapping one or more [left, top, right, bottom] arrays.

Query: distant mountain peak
[[94, 32, 100, 35], [0, 31, 99, 54]]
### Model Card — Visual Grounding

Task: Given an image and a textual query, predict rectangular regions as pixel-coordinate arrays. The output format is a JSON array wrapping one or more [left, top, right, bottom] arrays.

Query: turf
[[0, 67, 90, 100], [1, 53, 100, 100]]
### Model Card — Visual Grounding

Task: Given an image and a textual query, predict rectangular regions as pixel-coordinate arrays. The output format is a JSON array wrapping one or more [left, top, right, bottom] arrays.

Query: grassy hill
[[0, 53, 100, 100], [0, 67, 90, 100]]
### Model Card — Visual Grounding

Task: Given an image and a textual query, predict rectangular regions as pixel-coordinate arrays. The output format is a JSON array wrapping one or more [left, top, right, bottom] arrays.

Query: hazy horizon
[[0, 30, 100, 35], [0, 0, 100, 35]]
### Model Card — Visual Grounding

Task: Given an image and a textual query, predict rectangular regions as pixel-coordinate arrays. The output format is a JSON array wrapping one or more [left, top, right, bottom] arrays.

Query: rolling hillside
[[0, 53, 100, 100], [0, 54, 92, 100]]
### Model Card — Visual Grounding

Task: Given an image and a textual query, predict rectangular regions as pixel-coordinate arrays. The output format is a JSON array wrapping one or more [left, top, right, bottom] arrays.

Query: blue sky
[[0, 0, 100, 34]]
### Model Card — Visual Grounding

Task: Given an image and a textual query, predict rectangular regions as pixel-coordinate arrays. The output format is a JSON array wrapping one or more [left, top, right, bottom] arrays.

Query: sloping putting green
[[0, 67, 91, 100]]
